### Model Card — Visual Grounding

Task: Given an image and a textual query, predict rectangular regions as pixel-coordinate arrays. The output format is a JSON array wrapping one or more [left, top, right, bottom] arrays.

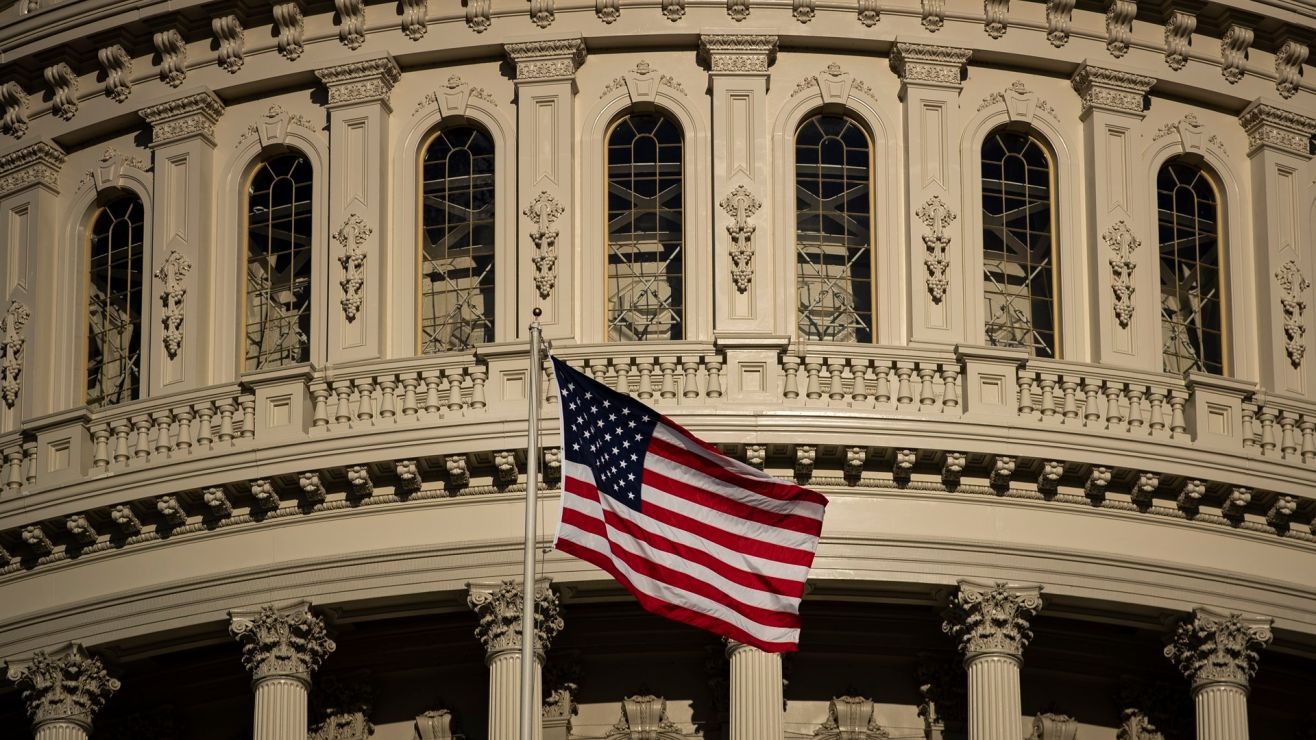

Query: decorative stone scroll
[[721, 184, 760, 293], [942, 581, 1043, 658], [43, 63, 78, 120], [155, 251, 192, 359], [0, 140, 65, 197], [1070, 64, 1154, 117], [916, 195, 956, 303], [857, 0, 877, 26], [1220, 23, 1254, 84], [606, 695, 686, 739], [727, 0, 749, 22], [416, 708, 459, 739], [98, 44, 133, 102], [984, 0, 1009, 39], [315, 57, 401, 108], [525, 191, 564, 299], [273, 1, 306, 60], [1104, 221, 1138, 328], [531, 0, 555, 27], [1105, 0, 1136, 58], [139, 90, 226, 147], [1276, 260, 1310, 367], [466, 0, 491, 32], [1164, 10, 1196, 71], [0, 82, 28, 139], [229, 601, 336, 682], [814, 696, 891, 739], [334, 214, 371, 321], [153, 30, 187, 87], [1164, 607, 1272, 690], [466, 579, 563, 659], [212, 15, 245, 73], [662, 0, 684, 21], [921, 0, 944, 31], [334, 0, 366, 49], [699, 34, 777, 73], [1045, 0, 1074, 47], [597, 0, 620, 23], [504, 38, 587, 81], [5, 644, 121, 731], [0, 300, 30, 408], [1276, 39, 1309, 99], [1239, 100, 1316, 158]]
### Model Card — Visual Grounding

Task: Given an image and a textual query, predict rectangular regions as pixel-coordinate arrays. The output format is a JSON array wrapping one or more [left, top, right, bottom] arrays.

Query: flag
[[550, 356, 828, 652]]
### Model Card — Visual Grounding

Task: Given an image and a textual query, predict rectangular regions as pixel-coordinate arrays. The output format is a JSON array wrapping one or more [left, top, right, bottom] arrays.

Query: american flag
[[550, 356, 828, 652]]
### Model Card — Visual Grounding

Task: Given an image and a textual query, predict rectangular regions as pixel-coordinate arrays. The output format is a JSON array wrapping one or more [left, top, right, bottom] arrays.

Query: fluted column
[[229, 601, 336, 740], [468, 579, 564, 740], [1164, 607, 1272, 740], [725, 640, 783, 740], [4, 643, 120, 739], [942, 580, 1043, 740]]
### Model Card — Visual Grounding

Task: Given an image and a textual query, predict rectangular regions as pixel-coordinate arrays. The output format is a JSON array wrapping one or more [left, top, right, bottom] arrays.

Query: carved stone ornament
[[0, 81, 30, 139], [315, 57, 401, 107], [726, 0, 749, 22], [525, 191, 565, 299], [5, 643, 121, 730], [699, 34, 778, 73], [531, 0, 555, 27], [542, 655, 581, 722], [79, 147, 148, 193], [597, 0, 619, 23], [274, 1, 306, 60], [606, 695, 686, 739], [153, 29, 187, 87], [917, 654, 966, 734], [228, 602, 336, 682], [721, 184, 761, 293], [97, 44, 133, 103], [154, 251, 192, 359], [504, 39, 587, 81], [984, 0, 1009, 39], [1164, 607, 1272, 690], [1105, 0, 1135, 57], [212, 15, 245, 73], [814, 695, 891, 739], [335, 214, 371, 322], [309, 674, 374, 740], [1220, 23, 1254, 84], [334, 0, 366, 49], [0, 140, 65, 197], [793, 0, 815, 23], [139, 90, 226, 147], [916, 195, 956, 303], [941, 581, 1043, 658], [1, 300, 31, 408], [889, 42, 972, 88], [1070, 64, 1154, 117], [1239, 101, 1316, 158], [43, 63, 78, 120], [791, 63, 872, 103], [1276, 39, 1309, 99], [921, 0, 944, 31], [414, 75, 497, 118], [976, 80, 1057, 122], [236, 104, 317, 149], [1045, 0, 1075, 47], [1028, 712, 1078, 740], [416, 708, 459, 739], [601, 60, 686, 102], [466, 579, 564, 659], [1117, 708, 1166, 740], [662, 0, 685, 21], [1104, 221, 1138, 329], [857, 0, 877, 26], [1276, 260, 1310, 367], [1164, 10, 1196, 71], [466, 0, 492, 32], [1152, 113, 1220, 157]]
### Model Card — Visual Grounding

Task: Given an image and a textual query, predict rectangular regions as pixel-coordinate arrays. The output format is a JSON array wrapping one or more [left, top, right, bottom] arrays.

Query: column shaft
[[965, 654, 1021, 740], [1194, 684, 1249, 740], [487, 652, 542, 740], [252, 676, 308, 740], [34, 723, 87, 740], [728, 644, 782, 740]]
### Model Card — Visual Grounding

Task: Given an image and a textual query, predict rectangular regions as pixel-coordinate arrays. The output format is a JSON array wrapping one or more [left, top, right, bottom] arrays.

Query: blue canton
[[553, 357, 660, 512]]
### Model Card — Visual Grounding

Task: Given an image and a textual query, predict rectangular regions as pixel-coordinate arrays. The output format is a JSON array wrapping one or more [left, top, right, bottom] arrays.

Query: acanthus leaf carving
[[1104, 221, 1139, 329], [1045, 0, 1074, 47], [916, 195, 956, 303], [309, 673, 375, 740], [922, 0, 945, 31], [531, 0, 555, 27], [1164, 608, 1272, 690], [155, 251, 192, 359], [316, 58, 401, 106], [334, 0, 366, 49], [1220, 23, 1254, 84], [662, 0, 685, 21], [984, 0, 1009, 39], [793, 0, 815, 23], [1070, 64, 1154, 117], [597, 0, 620, 23], [0, 82, 30, 139], [889, 43, 972, 88], [1276, 39, 1309, 99], [606, 695, 687, 740], [402, 0, 428, 39], [335, 214, 371, 322], [228, 602, 336, 681], [212, 15, 246, 73], [727, 0, 749, 21], [5, 644, 120, 726], [1276, 259, 1310, 367], [0, 301, 31, 408], [466, 0, 492, 32], [525, 191, 565, 299], [720, 184, 761, 293], [466, 579, 563, 658], [98, 44, 133, 102], [0, 141, 65, 197], [273, 1, 306, 60], [1164, 11, 1196, 71], [153, 29, 188, 88], [1105, 0, 1136, 58], [43, 63, 78, 121], [1239, 101, 1316, 157], [941, 580, 1043, 657], [814, 695, 891, 739], [857, 0, 878, 26], [139, 90, 226, 146]]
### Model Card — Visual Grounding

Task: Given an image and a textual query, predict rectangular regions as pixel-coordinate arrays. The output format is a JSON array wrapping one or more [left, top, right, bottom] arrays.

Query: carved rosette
[[1103, 221, 1139, 328], [916, 195, 956, 303], [154, 251, 192, 358], [5, 644, 121, 730], [720, 184, 761, 293], [941, 581, 1043, 660], [524, 191, 565, 299], [1164, 608, 1272, 691], [228, 602, 337, 684], [334, 214, 371, 321], [1276, 260, 1310, 367], [0, 300, 31, 407], [467, 579, 564, 661]]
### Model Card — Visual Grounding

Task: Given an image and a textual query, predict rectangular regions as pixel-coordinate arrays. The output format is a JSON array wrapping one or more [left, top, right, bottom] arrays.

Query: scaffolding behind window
[[87, 195, 145, 408], [245, 153, 313, 370], [606, 113, 684, 342], [982, 130, 1056, 358], [1158, 161, 1224, 375], [421, 126, 495, 353], [795, 114, 874, 343]]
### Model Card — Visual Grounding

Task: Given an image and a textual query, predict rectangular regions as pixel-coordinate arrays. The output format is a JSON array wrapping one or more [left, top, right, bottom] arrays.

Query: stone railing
[[548, 341, 723, 406], [309, 353, 488, 432], [87, 385, 255, 471]]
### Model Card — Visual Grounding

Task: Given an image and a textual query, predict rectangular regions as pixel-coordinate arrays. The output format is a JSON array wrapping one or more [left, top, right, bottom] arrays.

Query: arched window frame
[[83, 189, 148, 408]]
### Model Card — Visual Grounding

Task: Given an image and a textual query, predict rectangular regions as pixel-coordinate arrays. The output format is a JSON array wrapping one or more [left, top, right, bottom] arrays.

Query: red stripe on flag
[[640, 459, 825, 538], [654, 422, 830, 507]]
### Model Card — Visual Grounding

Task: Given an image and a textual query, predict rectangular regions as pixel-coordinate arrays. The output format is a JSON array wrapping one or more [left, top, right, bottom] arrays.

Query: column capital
[[4, 643, 120, 731], [1239, 99, 1316, 158], [503, 37, 586, 82], [228, 601, 336, 685], [1164, 607, 1272, 692], [889, 40, 972, 90], [139, 89, 225, 148], [698, 33, 778, 74], [466, 578, 563, 661], [941, 580, 1043, 660], [1070, 63, 1155, 118], [0, 140, 65, 198], [315, 56, 401, 109]]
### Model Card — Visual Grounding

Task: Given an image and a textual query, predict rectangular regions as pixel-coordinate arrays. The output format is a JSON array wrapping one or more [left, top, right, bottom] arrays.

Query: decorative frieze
[[334, 0, 367, 49], [0, 140, 64, 196], [1164, 607, 1272, 690], [1239, 100, 1316, 158], [139, 90, 226, 147], [1220, 23, 1254, 84], [97, 44, 133, 102], [1104, 221, 1139, 328], [212, 15, 245, 73], [316, 57, 401, 108], [916, 195, 956, 302], [467, 579, 564, 659], [504, 38, 586, 81], [984, 0, 1009, 39], [1070, 64, 1154, 117], [942, 581, 1043, 658], [889, 42, 972, 89], [0, 81, 30, 138], [43, 63, 78, 120], [154, 250, 191, 359], [153, 30, 187, 87], [525, 191, 564, 299], [699, 34, 777, 73], [1105, 0, 1136, 58], [607, 695, 685, 739], [5, 644, 120, 730], [1276, 260, 1310, 367], [1275, 39, 1309, 99], [921, 0, 944, 31], [0, 300, 30, 408], [229, 601, 336, 682], [466, 0, 491, 32], [857, 0, 878, 27], [1164, 10, 1196, 71], [531, 0, 555, 27], [274, 1, 306, 60], [1045, 0, 1074, 47], [1131, 471, 1160, 507], [721, 185, 760, 293], [334, 214, 370, 322]]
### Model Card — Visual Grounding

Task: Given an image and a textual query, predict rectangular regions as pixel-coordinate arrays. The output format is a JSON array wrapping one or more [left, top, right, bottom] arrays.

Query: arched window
[[245, 152, 313, 370], [606, 112, 683, 342], [981, 129, 1056, 358], [87, 194, 145, 408], [795, 114, 874, 343], [1158, 160, 1224, 374], [420, 125, 495, 353]]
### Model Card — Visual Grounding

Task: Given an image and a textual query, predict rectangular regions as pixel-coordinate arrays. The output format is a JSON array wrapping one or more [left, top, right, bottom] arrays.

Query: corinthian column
[[1164, 607, 1272, 740], [941, 580, 1043, 740], [468, 579, 563, 740], [229, 601, 337, 740], [4, 643, 120, 740], [725, 639, 783, 740]]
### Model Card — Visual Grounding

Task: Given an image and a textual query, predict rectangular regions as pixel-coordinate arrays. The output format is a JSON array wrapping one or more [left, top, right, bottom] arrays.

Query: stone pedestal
[[1165, 607, 1272, 740], [229, 601, 336, 740], [4, 643, 120, 740], [467, 579, 563, 740], [726, 640, 783, 740]]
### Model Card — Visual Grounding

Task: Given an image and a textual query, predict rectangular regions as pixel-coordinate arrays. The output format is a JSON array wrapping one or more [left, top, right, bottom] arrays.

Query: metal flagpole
[[519, 308, 543, 740]]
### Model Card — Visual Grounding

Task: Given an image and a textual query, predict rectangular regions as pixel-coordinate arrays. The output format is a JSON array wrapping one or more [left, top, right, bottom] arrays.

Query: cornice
[[0, 139, 64, 197], [138, 89, 225, 147], [1070, 62, 1156, 117], [504, 37, 586, 81], [1239, 98, 1316, 158], [315, 56, 402, 108]]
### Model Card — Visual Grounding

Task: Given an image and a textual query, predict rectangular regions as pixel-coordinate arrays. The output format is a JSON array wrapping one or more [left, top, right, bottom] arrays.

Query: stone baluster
[[1164, 607, 1272, 740], [229, 601, 336, 740], [4, 643, 120, 740], [467, 579, 564, 740], [942, 580, 1044, 740], [725, 639, 783, 740]]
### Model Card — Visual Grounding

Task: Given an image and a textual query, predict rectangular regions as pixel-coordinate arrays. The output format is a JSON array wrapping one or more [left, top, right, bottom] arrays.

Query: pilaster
[[1070, 63, 1157, 371], [890, 40, 972, 346], [467, 579, 564, 740], [725, 639, 783, 740], [315, 56, 400, 364], [699, 33, 776, 334], [228, 601, 336, 740], [1164, 607, 1271, 740], [504, 37, 585, 342], [4, 643, 120, 739], [139, 89, 224, 392], [1239, 100, 1316, 396]]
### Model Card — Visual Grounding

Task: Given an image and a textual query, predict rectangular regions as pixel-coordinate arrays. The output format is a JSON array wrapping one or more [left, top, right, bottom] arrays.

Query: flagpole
[[520, 308, 543, 740]]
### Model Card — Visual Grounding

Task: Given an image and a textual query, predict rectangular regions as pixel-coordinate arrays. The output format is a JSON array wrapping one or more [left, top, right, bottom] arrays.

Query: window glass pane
[[246, 153, 313, 370], [1158, 161, 1224, 374], [87, 196, 144, 408], [982, 131, 1056, 358], [607, 114, 684, 342], [795, 114, 873, 343], [421, 126, 496, 353]]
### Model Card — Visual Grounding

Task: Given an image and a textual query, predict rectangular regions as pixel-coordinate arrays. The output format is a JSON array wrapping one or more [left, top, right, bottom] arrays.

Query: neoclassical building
[[0, 0, 1314, 737]]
